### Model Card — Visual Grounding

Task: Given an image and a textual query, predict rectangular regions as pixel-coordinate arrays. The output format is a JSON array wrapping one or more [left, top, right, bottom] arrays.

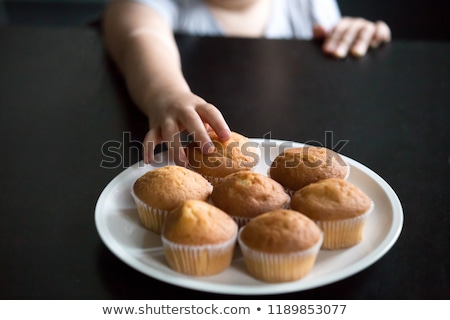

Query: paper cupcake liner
[[231, 216, 251, 229], [200, 173, 224, 186], [161, 233, 237, 276], [238, 230, 323, 283], [185, 164, 224, 186], [314, 201, 374, 250], [343, 160, 351, 180], [131, 190, 169, 234]]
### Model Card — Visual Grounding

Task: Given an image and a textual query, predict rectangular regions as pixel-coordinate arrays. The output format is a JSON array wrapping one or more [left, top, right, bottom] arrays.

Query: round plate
[[95, 139, 403, 295]]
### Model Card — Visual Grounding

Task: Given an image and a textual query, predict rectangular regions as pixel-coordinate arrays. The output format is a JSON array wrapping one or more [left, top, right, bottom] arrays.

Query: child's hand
[[315, 17, 391, 58], [142, 90, 231, 166]]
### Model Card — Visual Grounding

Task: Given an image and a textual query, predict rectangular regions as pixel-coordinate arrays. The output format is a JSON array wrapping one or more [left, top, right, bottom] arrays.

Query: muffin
[[290, 178, 373, 250], [131, 165, 212, 234], [269, 146, 349, 194], [238, 209, 323, 283], [211, 171, 290, 227], [186, 131, 260, 185], [161, 199, 238, 276]]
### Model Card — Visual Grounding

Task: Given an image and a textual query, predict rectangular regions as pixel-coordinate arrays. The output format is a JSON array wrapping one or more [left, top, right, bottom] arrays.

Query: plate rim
[[95, 138, 404, 295]]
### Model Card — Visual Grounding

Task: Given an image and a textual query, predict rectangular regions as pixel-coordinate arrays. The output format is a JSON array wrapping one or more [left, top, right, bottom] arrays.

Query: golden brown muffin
[[131, 165, 212, 233], [238, 209, 323, 283], [161, 199, 238, 276], [186, 131, 260, 185], [290, 178, 373, 249], [211, 171, 290, 227], [269, 146, 349, 193]]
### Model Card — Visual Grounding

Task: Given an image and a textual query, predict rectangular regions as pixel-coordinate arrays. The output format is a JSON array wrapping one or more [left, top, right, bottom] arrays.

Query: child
[[102, 0, 391, 166]]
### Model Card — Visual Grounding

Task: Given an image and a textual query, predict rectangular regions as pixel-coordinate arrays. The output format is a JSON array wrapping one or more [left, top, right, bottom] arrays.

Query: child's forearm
[[102, 1, 189, 116], [119, 32, 191, 116], [102, 1, 231, 165]]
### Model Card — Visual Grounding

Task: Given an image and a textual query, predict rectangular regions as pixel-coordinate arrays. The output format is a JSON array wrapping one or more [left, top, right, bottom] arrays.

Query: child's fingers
[[350, 23, 376, 57], [204, 123, 213, 132], [161, 119, 188, 167], [330, 18, 373, 58], [196, 102, 231, 142], [178, 105, 216, 155], [142, 128, 160, 164], [324, 18, 391, 58], [370, 20, 391, 48], [170, 135, 188, 167], [323, 17, 352, 57]]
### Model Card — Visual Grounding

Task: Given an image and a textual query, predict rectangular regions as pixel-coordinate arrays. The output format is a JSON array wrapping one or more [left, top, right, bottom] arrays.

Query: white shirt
[[132, 0, 341, 39]]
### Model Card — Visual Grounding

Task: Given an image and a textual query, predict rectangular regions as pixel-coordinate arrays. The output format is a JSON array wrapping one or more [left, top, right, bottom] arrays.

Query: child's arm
[[102, 0, 231, 166], [316, 17, 391, 58]]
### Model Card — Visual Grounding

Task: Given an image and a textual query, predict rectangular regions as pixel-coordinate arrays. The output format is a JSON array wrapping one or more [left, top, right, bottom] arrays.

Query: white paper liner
[[238, 229, 323, 283], [161, 231, 238, 276], [343, 160, 351, 180], [199, 173, 224, 186], [131, 190, 169, 234], [314, 201, 374, 250], [231, 216, 251, 229]]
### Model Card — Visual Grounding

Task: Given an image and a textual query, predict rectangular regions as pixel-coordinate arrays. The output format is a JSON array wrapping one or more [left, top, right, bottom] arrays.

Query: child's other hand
[[142, 91, 231, 166], [315, 17, 391, 58]]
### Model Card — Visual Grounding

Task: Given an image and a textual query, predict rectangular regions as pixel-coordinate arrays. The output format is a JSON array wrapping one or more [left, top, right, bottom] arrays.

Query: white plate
[[95, 139, 403, 295]]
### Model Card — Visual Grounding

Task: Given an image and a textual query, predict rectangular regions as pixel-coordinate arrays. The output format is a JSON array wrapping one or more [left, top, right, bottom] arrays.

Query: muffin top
[[132, 166, 212, 211], [162, 199, 238, 245], [211, 171, 290, 218], [269, 146, 349, 191], [239, 209, 322, 254], [186, 131, 259, 178], [290, 178, 372, 221]]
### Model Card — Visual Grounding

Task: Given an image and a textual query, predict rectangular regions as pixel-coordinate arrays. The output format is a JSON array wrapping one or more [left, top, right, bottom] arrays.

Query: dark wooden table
[[0, 26, 448, 299]]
